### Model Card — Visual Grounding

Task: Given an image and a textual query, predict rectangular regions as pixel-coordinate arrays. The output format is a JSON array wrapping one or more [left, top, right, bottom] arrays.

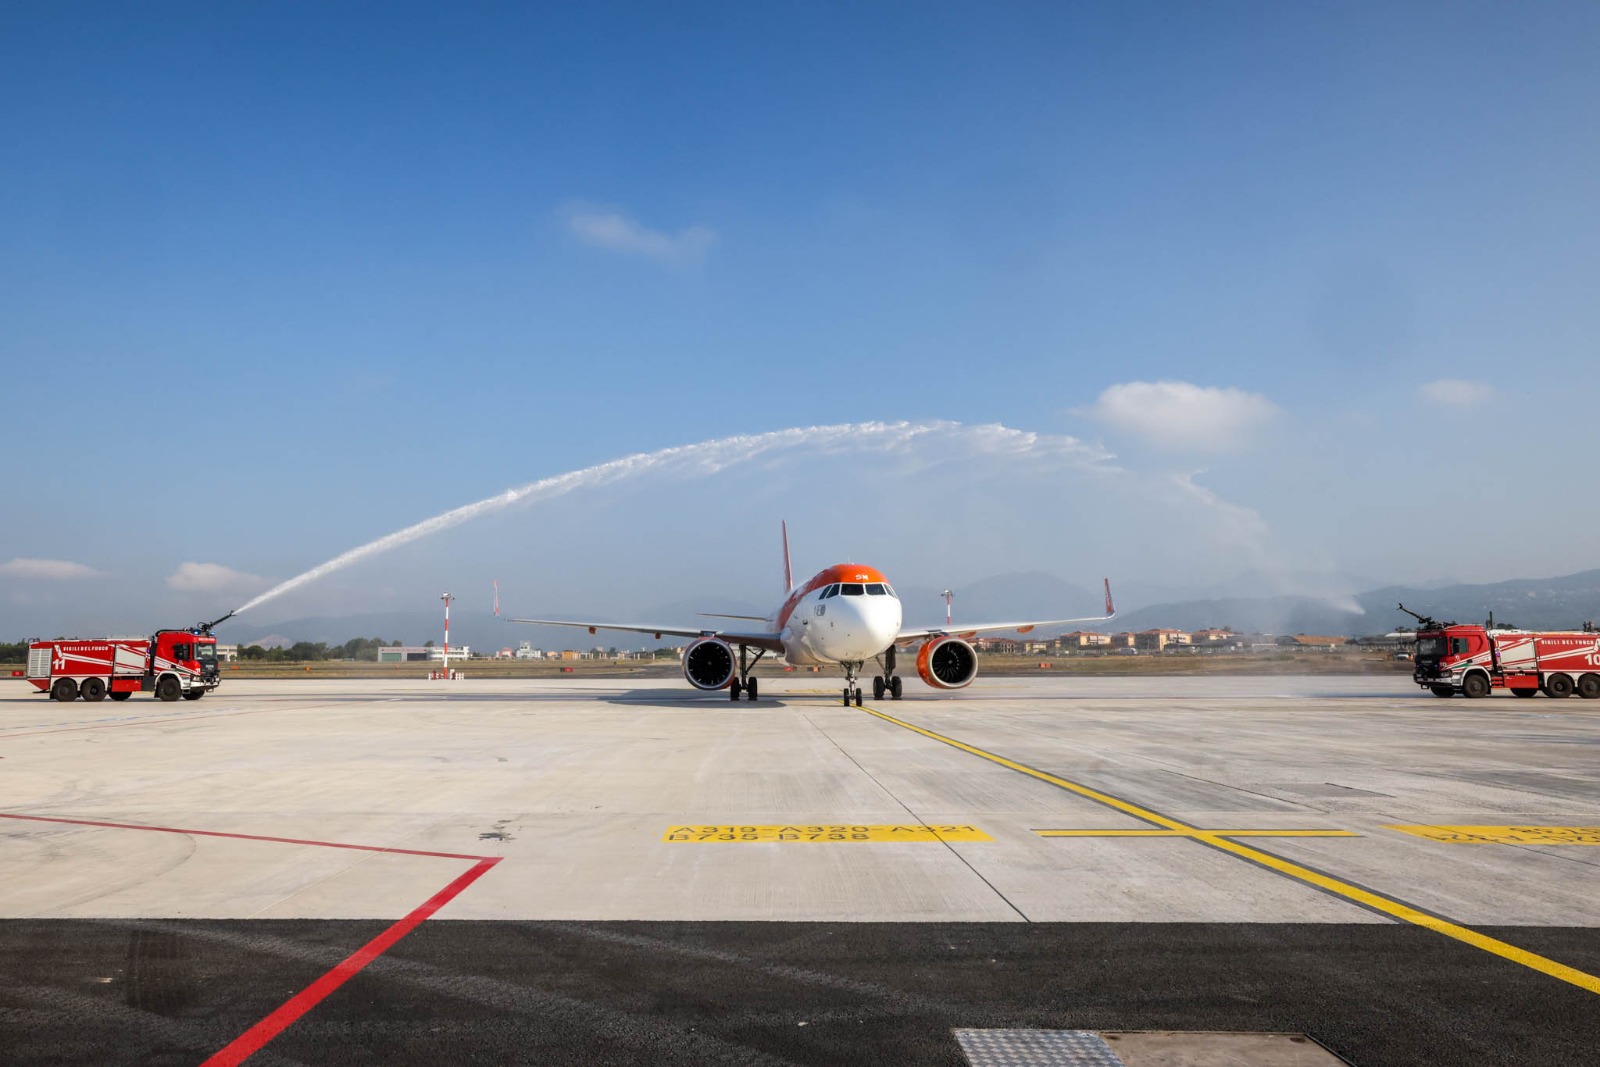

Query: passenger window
[[841, 583, 864, 596], [865, 583, 886, 595], [173, 643, 191, 660], [1449, 637, 1471, 655]]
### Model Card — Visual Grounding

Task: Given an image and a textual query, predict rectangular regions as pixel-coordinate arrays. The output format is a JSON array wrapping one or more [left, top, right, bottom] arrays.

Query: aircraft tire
[[890, 676, 902, 700], [746, 677, 758, 701], [872, 676, 885, 700]]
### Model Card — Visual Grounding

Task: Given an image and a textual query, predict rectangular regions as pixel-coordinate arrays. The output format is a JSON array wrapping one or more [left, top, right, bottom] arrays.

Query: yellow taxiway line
[[856, 704, 1600, 997]]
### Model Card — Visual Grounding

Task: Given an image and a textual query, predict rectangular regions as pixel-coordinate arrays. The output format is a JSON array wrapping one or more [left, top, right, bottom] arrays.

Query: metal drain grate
[[953, 1029, 1124, 1066]]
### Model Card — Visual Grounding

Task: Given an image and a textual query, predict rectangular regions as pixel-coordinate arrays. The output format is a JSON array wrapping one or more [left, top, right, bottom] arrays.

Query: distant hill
[[1356, 569, 1600, 632], [218, 568, 1600, 648]]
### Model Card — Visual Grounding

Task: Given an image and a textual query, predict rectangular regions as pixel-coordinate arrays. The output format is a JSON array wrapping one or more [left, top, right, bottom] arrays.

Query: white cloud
[[166, 562, 267, 593], [562, 205, 716, 264], [1419, 378, 1493, 409], [1083, 381, 1280, 451], [0, 558, 102, 580]]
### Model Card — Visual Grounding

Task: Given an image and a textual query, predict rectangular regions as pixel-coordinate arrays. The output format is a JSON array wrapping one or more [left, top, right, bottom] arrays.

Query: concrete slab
[[3, 675, 1598, 927]]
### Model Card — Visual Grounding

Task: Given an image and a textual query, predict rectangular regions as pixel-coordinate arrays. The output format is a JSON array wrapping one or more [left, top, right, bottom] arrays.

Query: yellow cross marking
[[856, 704, 1600, 998]]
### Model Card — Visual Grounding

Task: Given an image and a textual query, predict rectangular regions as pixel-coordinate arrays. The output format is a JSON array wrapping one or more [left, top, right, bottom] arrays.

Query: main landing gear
[[870, 646, 904, 702], [730, 645, 766, 702]]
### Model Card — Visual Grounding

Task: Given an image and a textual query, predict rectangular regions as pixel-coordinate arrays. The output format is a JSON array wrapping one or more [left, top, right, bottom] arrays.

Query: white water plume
[[231, 420, 1114, 616]]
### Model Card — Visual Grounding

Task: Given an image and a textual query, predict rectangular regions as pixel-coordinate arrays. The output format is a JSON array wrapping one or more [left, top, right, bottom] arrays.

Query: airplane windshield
[[820, 584, 839, 599], [840, 584, 864, 596], [865, 583, 887, 595]]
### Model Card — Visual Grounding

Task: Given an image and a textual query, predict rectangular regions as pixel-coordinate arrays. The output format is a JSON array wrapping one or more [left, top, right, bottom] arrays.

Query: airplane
[[495, 523, 1115, 707]]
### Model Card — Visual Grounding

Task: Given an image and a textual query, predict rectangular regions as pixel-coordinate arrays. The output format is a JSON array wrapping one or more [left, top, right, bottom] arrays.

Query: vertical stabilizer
[[782, 521, 794, 593]]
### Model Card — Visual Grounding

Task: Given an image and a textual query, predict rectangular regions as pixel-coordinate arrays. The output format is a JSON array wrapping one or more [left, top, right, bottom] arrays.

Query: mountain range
[[217, 568, 1600, 649]]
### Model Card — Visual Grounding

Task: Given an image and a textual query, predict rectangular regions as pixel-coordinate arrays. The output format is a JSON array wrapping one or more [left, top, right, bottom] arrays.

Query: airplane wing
[[896, 579, 1116, 645], [498, 612, 785, 653]]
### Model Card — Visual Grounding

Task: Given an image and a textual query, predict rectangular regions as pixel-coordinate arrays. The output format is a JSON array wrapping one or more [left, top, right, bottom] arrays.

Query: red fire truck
[[1400, 604, 1600, 699], [23, 624, 225, 703]]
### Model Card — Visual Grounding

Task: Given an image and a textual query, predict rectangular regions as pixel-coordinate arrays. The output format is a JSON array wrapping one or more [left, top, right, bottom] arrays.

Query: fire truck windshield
[[197, 643, 217, 666], [1416, 636, 1446, 657]]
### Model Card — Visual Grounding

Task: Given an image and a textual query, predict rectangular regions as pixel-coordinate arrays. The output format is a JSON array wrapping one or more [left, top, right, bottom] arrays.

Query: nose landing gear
[[841, 661, 864, 706]]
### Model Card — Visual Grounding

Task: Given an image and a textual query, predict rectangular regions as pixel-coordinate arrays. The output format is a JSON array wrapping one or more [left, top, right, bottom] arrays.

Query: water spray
[[222, 420, 1114, 620]]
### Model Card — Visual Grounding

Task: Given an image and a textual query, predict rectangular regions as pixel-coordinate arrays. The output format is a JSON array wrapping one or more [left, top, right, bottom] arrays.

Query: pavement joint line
[[855, 703, 1600, 998], [0, 811, 503, 1065], [800, 712, 1028, 919]]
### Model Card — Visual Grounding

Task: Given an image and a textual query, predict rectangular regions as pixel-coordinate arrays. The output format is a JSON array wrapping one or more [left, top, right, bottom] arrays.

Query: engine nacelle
[[683, 637, 737, 690], [916, 636, 978, 690]]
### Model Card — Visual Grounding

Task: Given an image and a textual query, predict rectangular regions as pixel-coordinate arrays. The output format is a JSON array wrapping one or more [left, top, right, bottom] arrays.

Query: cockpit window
[[865, 583, 887, 595], [820, 584, 839, 599], [840, 583, 864, 596]]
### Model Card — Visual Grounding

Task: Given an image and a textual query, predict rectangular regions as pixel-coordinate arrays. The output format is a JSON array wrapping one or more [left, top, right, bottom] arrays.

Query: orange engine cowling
[[916, 636, 978, 690], [683, 637, 737, 690]]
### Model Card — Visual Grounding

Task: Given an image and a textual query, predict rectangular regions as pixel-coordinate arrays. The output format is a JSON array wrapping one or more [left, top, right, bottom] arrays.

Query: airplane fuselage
[[771, 564, 902, 666]]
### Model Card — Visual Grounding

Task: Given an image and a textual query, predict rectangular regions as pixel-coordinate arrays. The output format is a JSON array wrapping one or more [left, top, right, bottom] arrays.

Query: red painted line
[[0, 812, 489, 862], [200, 856, 501, 1066], [2, 810, 502, 1063]]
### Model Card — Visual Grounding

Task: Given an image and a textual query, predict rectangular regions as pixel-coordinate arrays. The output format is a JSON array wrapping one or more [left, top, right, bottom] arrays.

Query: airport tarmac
[[1, 674, 1597, 1065]]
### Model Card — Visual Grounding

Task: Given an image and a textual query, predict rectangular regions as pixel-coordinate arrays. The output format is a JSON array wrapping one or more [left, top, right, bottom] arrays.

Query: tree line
[[237, 637, 411, 662]]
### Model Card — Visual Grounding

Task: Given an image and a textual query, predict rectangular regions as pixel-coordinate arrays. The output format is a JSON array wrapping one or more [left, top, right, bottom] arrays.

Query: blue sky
[[3, 3, 1598, 636]]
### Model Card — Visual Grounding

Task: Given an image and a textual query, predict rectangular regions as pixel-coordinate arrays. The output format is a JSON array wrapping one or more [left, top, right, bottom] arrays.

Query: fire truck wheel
[[109, 691, 132, 701], [50, 678, 78, 702], [1511, 688, 1539, 697], [154, 676, 182, 702], [182, 689, 205, 701], [1461, 673, 1490, 699], [1576, 674, 1600, 699], [1544, 674, 1575, 699], [80, 677, 107, 702], [1428, 685, 1454, 698]]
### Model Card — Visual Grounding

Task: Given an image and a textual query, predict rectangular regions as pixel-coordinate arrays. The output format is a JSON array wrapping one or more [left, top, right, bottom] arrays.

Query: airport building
[[376, 645, 472, 663]]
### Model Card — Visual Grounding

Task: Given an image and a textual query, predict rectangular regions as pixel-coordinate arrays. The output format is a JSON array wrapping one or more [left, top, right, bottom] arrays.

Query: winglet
[[782, 520, 794, 593], [1104, 578, 1116, 619]]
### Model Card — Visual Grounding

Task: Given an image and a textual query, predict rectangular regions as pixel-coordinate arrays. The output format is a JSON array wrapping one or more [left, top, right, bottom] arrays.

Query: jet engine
[[916, 636, 978, 690], [682, 636, 737, 690]]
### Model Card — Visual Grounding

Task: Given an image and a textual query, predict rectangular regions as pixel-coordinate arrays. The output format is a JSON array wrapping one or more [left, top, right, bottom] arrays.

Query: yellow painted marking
[[1387, 825, 1600, 845], [1036, 829, 1359, 838], [661, 824, 992, 843], [856, 704, 1600, 997]]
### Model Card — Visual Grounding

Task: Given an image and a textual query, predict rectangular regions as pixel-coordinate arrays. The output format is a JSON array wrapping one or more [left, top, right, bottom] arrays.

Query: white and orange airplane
[[497, 523, 1114, 706]]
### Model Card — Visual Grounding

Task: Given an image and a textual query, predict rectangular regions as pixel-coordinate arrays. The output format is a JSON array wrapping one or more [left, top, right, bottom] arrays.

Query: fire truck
[[1400, 604, 1600, 699], [22, 615, 230, 703]]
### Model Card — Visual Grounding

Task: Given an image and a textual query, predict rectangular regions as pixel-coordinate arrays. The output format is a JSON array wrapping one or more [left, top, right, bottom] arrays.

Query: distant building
[[215, 644, 238, 662], [514, 642, 543, 660], [1135, 628, 1191, 652], [377, 645, 471, 663], [378, 646, 432, 663], [1276, 635, 1347, 651], [1190, 628, 1235, 645], [972, 637, 1023, 653], [1057, 631, 1111, 650], [1108, 632, 1137, 649]]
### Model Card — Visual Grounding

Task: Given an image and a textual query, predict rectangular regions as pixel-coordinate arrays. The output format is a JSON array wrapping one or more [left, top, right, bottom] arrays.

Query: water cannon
[[195, 610, 237, 635], [1396, 603, 1453, 631]]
